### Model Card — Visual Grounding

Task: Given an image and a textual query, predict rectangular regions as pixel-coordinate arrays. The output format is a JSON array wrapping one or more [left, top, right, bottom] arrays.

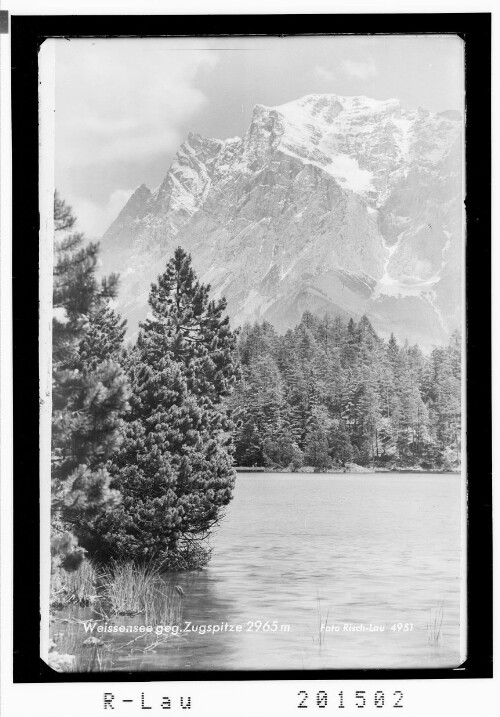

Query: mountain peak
[[102, 183, 152, 243], [273, 93, 401, 115], [120, 183, 151, 212], [136, 182, 151, 195], [100, 92, 462, 349]]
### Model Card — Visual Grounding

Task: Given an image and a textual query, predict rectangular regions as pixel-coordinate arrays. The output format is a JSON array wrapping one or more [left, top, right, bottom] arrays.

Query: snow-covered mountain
[[100, 94, 463, 349]]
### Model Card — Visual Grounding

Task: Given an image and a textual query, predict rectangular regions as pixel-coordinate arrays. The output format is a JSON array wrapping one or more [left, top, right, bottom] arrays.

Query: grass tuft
[[102, 560, 161, 615], [50, 559, 101, 608], [427, 601, 445, 647], [314, 595, 329, 648]]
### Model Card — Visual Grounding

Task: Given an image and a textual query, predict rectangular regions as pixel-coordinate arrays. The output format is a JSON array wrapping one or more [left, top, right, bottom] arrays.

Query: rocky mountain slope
[[100, 94, 463, 349]]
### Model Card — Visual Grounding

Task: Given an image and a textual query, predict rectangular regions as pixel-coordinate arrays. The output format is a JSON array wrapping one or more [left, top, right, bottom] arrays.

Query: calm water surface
[[55, 473, 463, 671]]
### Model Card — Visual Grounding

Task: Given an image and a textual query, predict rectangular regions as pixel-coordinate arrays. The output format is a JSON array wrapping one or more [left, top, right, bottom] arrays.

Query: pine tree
[[304, 405, 332, 470], [229, 367, 263, 466], [351, 364, 382, 464], [51, 192, 130, 571], [144, 248, 239, 402], [329, 419, 354, 467], [427, 338, 461, 468], [231, 354, 285, 466], [342, 317, 359, 368], [78, 305, 127, 371], [86, 248, 239, 568], [262, 423, 304, 471]]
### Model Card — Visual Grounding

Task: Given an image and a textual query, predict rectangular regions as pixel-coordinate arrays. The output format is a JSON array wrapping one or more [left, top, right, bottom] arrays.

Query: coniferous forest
[[229, 316, 461, 473], [50, 193, 461, 574]]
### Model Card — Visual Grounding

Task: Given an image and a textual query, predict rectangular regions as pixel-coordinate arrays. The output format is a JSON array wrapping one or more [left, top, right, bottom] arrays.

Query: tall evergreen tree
[[329, 419, 354, 467], [51, 192, 130, 570], [304, 405, 332, 470], [86, 248, 239, 568]]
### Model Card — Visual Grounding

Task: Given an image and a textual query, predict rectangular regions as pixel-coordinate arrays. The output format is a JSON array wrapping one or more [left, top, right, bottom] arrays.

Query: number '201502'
[[297, 690, 404, 709]]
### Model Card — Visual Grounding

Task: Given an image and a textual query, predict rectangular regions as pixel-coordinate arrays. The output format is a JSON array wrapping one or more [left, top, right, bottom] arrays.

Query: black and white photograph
[[38, 31, 472, 675]]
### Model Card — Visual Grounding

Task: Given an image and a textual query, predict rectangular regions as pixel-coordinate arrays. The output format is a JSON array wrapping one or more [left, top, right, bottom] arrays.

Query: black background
[[11, 13, 492, 682]]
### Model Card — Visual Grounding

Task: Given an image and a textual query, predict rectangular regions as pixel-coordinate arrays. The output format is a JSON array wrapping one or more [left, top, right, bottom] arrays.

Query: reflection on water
[[52, 473, 463, 671]]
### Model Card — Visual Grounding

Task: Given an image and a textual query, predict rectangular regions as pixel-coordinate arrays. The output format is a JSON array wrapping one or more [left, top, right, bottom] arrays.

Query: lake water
[[53, 472, 464, 671]]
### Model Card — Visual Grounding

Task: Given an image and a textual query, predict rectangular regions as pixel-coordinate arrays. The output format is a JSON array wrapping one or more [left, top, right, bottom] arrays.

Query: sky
[[51, 35, 464, 237]]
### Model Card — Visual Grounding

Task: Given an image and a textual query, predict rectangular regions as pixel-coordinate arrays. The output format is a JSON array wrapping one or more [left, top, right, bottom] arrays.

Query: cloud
[[55, 39, 219, 170], [341, 59, 378, 80], [314, 65, 335, 82], [52, 39, 220, 235]]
